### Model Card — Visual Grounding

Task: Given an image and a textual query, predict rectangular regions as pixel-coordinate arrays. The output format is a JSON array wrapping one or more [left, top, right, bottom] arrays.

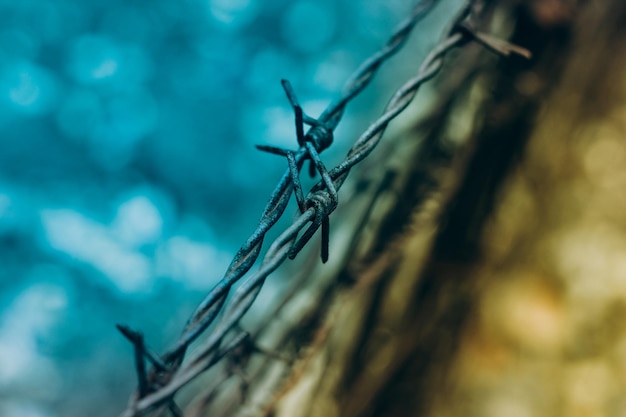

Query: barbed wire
[[116, 0, 530, 415]]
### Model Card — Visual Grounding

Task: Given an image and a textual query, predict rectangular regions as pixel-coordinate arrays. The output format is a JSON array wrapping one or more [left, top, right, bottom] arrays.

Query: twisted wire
[[118, 0, 530, 415], [158, 0, 440, 367]]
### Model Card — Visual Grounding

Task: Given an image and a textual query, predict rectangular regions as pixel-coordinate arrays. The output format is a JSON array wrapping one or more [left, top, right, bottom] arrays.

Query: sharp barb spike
[[134, 334, 149, 398], [280, 79, 300, 108], [321, 216, 330, 263], [474, 31, 531, 58], [116, 324, 134, 340], [255, 144, 290, 156], [281, 79, 306, 145], [294, 106, 305, 146], [456, 22, 531, 59], [117, 324, 149, 398], [116, 324, 167, 372]]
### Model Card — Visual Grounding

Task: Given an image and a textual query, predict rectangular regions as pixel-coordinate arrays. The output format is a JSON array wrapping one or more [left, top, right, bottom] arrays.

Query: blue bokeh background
[[0, 0, 455, 415]]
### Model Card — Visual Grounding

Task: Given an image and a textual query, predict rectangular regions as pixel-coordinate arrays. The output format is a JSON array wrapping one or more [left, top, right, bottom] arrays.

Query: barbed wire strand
[[164, 0, 440, 364], [118, 0, 531, 415], [119, 0, 442, 409]]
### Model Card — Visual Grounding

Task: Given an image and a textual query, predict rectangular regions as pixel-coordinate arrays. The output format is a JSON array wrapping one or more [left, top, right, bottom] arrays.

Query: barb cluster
[[117, 1, 531, 415], [256, 79, 337, 263]]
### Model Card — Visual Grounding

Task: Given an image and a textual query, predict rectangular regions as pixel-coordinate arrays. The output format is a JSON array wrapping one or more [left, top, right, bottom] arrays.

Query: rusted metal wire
[[117, 0, 531, 415]]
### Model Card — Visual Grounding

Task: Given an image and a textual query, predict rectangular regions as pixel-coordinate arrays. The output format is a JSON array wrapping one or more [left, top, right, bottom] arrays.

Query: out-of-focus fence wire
[[116, 0, 530, 415]]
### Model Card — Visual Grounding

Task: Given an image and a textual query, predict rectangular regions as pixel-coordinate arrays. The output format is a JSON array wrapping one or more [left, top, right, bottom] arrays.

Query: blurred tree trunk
[[190, 1, 626, 416]]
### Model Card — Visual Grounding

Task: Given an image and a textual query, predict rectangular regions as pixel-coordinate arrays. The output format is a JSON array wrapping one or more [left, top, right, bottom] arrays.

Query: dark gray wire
[[117, 0, 531, 414]]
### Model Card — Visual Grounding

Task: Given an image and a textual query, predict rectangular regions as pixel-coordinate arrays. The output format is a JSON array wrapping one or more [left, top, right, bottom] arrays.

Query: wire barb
[[256, 78, 337, 262], [117, 0, 532, 415], [124, 326, 148, 397], [455, 21, 532, 59], [117, 324, 167, 372]]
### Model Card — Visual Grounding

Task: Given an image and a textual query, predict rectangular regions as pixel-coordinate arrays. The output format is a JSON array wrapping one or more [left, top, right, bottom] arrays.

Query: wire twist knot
[[304, 189, 337, 213], [256, 79, 338, 262], [302, 123, 333, 154], [288, 189, 336, 262]]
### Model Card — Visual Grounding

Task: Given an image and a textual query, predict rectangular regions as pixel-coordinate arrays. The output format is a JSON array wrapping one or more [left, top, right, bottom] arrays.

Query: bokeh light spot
[[1, 62, 57, 115], [208, 0, 258, 28], [69, 35, 124, 84], [157, 236, 231, 290], [113, 194, 164, 248], [40, 209, 153, 294]]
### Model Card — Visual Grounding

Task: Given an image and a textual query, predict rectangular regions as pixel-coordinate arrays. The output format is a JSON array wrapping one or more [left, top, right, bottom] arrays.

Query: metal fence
[[116, 0, 530, 415]]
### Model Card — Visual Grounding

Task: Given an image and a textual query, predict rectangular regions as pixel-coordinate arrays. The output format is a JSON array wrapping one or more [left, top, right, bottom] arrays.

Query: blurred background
[[0, 0, 456, 416]]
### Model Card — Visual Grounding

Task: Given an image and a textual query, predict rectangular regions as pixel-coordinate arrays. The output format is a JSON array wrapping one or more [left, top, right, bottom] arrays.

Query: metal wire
[[117, 0, 531, 415]]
